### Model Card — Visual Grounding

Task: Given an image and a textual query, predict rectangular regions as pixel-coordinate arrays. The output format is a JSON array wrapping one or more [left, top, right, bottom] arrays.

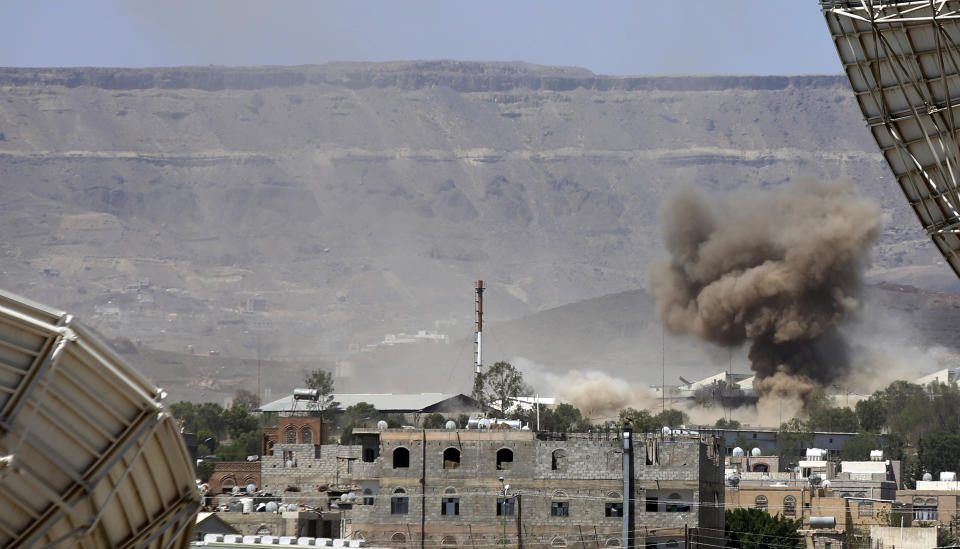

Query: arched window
[[496, 448, 513, 470], [391, 533, 407, 548], [284, 425, 297, 444], [220, 476, 236, 493], [443, 448, 461, 469], [755, 495, 768, 511], [605, 490, 623, 517], [783, 496, 797, 517], [440, 536, 457, 548], [553, 490, 568, 499], [300, 426, 313, 444], [552, 449, 567, 471], [605, 539, 621, 547], [441, 487, 459, 515], [753, 463, 768, 473], [391, 488, 408, 515], [551, 490, 569, 517], [607, 491, 622, 500], [551, 537, 567, 547], [666, 493, 690, 513], [444, 487, 458, 495], [393, 447, 410, 468]]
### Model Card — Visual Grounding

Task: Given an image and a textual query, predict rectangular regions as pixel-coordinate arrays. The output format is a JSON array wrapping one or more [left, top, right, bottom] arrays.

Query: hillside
[[0, 62, 953, 396]]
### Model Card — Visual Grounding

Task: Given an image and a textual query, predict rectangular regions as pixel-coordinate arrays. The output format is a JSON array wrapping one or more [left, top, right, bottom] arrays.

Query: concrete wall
[[869, 526, 936, 549]]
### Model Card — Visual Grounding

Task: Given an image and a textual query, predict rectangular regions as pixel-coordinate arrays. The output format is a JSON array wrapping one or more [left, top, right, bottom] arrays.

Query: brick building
[[258, 428, 726, 549], [209, 461, 263, 494], [262, 415, 326, 456]]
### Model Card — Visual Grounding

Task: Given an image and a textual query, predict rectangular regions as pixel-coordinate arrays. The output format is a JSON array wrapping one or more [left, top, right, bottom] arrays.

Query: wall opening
[[393, 447, 410, 468], [496, 448, 513, 470], [443, 448, 461, 469]]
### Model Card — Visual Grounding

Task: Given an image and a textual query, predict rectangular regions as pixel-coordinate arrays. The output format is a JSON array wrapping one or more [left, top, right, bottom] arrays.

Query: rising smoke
[[651, 179, 881, 399]]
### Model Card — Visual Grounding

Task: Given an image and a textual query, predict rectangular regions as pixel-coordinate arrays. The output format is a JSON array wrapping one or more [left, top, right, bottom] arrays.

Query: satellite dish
[[661, 426, 672, 436], [732, 447, 745, 457], [265, 501, 279, 512], [247, 483, 257, 493], [445, 420, 457, 430], [377, 420, 388, 430], [726, 475, 740, 487], [822, 480, 831, 489], [232, 485, 241, 495], [923, 473, 934, 481], [751, 447, 762, 457]]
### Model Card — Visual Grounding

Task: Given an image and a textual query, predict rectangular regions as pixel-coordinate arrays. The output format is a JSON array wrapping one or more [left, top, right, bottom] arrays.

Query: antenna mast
[[474, 280, 484, 375]]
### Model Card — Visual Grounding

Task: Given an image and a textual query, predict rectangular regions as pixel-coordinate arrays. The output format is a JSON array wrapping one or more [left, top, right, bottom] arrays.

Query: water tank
[[941, 472, 957, 481], [445, 420, 457, 430], [377, 420, 388, 430], [751, 447, 762, 457], [478, 419, 492, 429], [732, 447, 745, 457], [805, 448, 826, 460], [265, 501, 279, 512], [246, 483, 257, 493], [241, 498, 254, 514], [293, 388, 320, 401], [870, 449, 883, 461], [809, 517, 836, 529], [923, 473, 934, 481]]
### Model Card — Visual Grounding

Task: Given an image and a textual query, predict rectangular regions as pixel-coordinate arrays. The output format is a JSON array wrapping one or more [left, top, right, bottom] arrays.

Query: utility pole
[[472, 280, 485, 404], [622, 425, 635, 549], [500, 476, 508, 549]]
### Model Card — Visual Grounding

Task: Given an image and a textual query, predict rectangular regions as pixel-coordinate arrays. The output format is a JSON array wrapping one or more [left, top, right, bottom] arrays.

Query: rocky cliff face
[[0, 62, 948, 396]]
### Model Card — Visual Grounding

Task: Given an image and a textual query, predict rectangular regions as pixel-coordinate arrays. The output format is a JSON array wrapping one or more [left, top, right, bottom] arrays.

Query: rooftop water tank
[[941, 472, 957, 481], [809, 517, 836, 529], [805, 448, 826, 460], [870, 450, 883, 461]]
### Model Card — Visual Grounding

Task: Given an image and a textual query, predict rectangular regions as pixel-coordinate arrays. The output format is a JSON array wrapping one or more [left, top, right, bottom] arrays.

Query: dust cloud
[[652, 179, 881, 401]]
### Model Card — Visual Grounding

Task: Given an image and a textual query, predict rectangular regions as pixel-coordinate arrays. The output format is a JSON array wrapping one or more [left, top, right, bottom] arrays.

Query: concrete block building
[[298, 428, 727, 549]]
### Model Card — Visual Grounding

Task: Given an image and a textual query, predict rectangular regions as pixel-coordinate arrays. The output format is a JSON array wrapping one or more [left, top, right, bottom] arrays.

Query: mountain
[[0, 61, 953, 399]]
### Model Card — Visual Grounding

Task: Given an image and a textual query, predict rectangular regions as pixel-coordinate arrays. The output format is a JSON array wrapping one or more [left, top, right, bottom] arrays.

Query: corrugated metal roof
[[259, 392, 474, 413]]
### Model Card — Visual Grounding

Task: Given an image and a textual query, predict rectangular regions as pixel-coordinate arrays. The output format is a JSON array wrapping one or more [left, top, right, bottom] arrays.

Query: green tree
[[197, 429, 218, 455], [806, 390, 859, 432], [918, 432, 960, 478], [197, 461, 215, 483], [423, 413, 446, 429], [839, 431, 879, 461], [618, 408, 659, 432], [233, 388, 260, 410], [715, 418, 742, 429], [855, 396, 887, 433], [724, 508, 802, 549], [304, 368, 338, 413], [223, 405, 259, 439], [540, 404, 588, 432], [342, 402, 379, 426], [776, 418, 812, 465], [655, 409, 690, 429], [938, 527, 958, 548], [474, 361, 531, 414]]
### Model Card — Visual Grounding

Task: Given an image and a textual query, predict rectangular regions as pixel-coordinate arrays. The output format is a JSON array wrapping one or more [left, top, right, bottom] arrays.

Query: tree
[[223, 405, 259, 439], [715, 418, 742, 429], [473, 361, 531, 414], [233, 388, 260, 410], [938, 527, 958, 548], [776, 418, 812, 465], [806, 390, 858, 432], [304, 368, 338, 413], [655, 409, 690, 429], [618, 408, 659, 432], [855, 396, 886, 433], [918, 432, 960, 478], [839, 432, 879, 461], [539, 404, 589, 432], [724, 508, 802, 549], [423, 413, 446, 429], [197, 429, 218, 456]]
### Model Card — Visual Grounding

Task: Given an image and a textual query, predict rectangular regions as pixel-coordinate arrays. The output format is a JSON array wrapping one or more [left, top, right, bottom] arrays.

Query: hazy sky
[[1, 1, 842, 75]]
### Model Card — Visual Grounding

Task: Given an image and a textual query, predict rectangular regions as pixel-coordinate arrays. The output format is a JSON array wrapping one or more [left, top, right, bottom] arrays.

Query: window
[[605, 503, 623, 517], [220, 476, 236, 493], [753, 463, 768, 473], [362, 448, 375, 463], [552, 449, 567, 471], [551, 537, 567, 547], [783, 496, 797, 517], [496, 448, 513, 470], [666, 493, 690, 513], [300, 426, 313, 444], [646, 496, 659, 513], [605, 539, 621, 547], [443, 448, 461, 469], [440, 537, 457, 548], [391, 533, 407, 548], [363, 488, 375, 506], [393, 447, 410, 469], [391, 493, 409, 515], [314, 445, 322, 459], [858, 501, 873, 518], [284, 425, 297, 443], [497, 497, 516, 516], [754, 495, 768, 512], [915, 497, 938, 521], [441, 497, 460, 516], [551, 501, 569, 517]]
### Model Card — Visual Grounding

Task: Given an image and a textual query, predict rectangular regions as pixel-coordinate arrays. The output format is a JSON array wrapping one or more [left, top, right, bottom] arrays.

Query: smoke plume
[[651, 179, 881, 398]]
